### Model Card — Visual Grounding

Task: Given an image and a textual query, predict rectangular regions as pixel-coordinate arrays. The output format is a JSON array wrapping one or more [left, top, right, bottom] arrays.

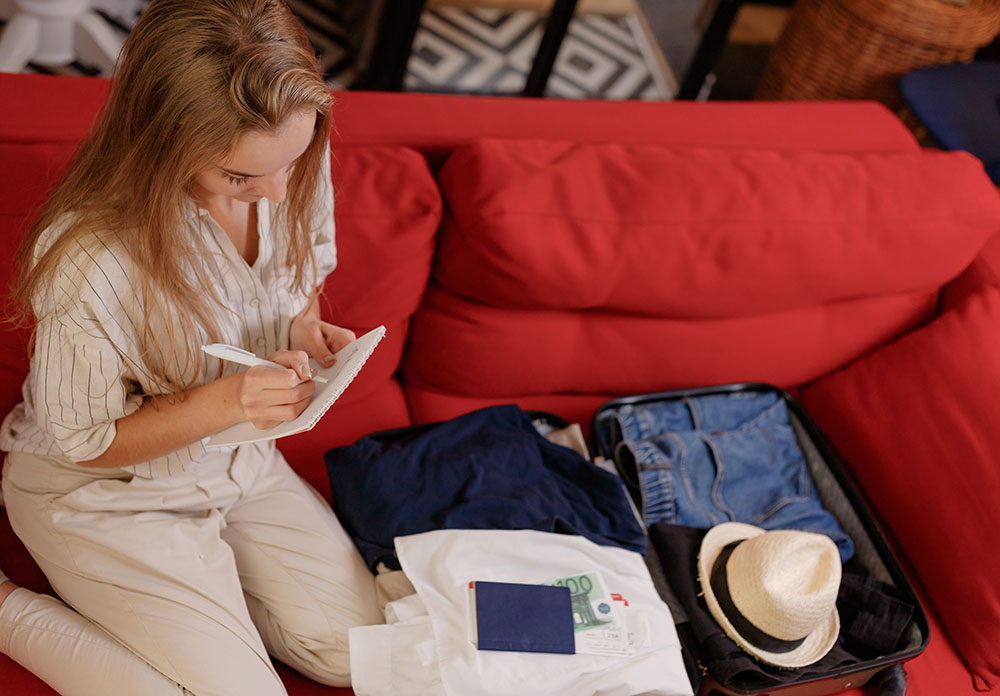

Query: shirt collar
[[183, 198, 209, 223]]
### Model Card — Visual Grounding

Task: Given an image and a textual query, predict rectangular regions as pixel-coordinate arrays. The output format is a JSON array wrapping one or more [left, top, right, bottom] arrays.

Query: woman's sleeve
[[312, 143, 338, 282], [30, 249, 144, 463]]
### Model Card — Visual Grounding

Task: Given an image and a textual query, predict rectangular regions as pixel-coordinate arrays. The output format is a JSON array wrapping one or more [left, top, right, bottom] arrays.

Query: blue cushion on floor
[[900, 61, 1000, 183]]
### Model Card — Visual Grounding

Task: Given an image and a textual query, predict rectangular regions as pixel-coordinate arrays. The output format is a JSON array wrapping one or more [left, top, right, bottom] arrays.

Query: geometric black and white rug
[[4, 0, 672, 101], [405, 7, 671, 100]]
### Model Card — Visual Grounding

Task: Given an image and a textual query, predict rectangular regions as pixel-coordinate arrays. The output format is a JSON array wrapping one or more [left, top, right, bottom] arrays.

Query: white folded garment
[[350, 529, 693, 696]]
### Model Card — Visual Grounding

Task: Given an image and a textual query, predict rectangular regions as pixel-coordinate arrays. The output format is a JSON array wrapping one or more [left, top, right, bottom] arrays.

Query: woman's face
[[191, 108, 317, 206]]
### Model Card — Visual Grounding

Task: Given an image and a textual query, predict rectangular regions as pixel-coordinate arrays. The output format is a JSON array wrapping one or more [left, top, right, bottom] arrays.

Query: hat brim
[[697, 522, 840, 670]]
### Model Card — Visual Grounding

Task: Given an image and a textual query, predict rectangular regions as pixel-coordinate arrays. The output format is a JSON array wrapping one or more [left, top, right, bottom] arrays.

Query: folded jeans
[[614, 393, 854, 561]]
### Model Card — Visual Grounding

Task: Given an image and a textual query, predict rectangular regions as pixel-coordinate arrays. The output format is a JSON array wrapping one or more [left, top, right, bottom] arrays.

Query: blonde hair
[[13, 0, 333, 392]]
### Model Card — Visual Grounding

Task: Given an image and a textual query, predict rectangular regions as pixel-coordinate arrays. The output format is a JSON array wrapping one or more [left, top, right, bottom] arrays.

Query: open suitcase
[[589, 383, 930, 696]]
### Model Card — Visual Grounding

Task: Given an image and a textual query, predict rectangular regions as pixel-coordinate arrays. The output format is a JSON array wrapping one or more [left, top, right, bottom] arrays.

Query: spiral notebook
[[206, 325, 386, 448]]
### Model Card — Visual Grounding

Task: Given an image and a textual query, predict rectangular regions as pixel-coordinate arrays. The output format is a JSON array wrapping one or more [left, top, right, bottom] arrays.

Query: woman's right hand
[[235, 350, 316, 430], [76, 350, 318, 468]]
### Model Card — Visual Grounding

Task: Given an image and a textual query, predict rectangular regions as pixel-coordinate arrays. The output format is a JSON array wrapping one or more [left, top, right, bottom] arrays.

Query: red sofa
[[2, 70, 999, 696]]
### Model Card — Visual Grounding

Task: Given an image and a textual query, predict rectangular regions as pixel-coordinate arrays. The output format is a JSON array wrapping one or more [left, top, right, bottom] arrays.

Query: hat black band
[[710, 541, 806, 655]]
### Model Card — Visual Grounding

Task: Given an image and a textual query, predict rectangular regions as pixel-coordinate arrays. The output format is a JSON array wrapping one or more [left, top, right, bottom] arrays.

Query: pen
[[202, 343, 328, 383]]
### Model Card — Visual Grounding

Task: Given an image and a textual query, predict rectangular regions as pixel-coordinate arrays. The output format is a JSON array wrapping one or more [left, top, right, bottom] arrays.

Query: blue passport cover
[[473, 581, 575, 654]]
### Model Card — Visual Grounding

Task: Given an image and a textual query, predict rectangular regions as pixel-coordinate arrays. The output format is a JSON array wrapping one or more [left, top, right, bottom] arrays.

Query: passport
[[471, 581, 575, 654]]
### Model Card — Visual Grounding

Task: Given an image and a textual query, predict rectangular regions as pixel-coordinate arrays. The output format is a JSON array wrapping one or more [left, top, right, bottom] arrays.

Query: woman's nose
[[258, 168, 289, 203]]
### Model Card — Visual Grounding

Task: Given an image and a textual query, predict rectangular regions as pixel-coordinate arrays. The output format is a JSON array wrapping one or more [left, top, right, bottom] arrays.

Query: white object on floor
[[0, 0, 123, 73]]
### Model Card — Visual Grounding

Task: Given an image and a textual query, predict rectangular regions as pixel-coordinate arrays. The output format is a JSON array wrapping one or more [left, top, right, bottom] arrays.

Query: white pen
[[202, 343, 328, 383]]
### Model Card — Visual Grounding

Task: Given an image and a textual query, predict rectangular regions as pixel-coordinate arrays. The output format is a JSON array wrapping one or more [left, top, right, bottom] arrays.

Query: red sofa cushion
[[405, 283, 936, 397], [316, 144, 441, 416], [435, 141, 1000, 317], [323, 145, 440, 327], [800, 287, 1000, 691]]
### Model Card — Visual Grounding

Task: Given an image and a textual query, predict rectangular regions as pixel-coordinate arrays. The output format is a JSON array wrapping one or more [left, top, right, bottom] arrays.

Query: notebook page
[[206, 325, 386, 448]]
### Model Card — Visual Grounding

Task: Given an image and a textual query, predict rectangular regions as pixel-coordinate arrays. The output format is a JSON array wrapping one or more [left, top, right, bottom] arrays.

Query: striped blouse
[[0, 150, 337, 479]]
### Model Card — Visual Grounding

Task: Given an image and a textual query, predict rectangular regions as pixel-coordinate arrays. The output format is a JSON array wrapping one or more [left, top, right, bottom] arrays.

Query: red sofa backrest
[[400, 139, 1000, 427], [11, 70, 997, 436]]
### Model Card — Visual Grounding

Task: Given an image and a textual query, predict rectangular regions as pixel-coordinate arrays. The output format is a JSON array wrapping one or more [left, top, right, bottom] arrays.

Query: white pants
[[0, 587, 191, 696], [1, 442, 382, 696]]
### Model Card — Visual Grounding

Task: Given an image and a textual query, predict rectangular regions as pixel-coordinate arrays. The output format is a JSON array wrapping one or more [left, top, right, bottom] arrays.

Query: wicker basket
[[755, 0, 1000, 112]]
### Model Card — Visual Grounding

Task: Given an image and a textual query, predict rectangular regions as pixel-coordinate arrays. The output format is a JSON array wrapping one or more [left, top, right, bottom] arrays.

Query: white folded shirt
[[350, 529, 694, 696]]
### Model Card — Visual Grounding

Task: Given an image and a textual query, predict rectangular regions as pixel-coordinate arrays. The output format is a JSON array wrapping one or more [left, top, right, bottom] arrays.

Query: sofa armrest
[[800, 287, 1000, 691]]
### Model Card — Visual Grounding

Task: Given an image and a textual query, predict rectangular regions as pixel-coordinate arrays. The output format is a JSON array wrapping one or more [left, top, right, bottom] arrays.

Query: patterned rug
[[406, 7, 670, 100], [3, 0, 671, 100]]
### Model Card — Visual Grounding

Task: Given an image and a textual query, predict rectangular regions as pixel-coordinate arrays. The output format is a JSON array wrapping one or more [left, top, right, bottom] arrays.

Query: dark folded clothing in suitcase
[[648, 523, 913, 691], [325, 404, 646, 572]]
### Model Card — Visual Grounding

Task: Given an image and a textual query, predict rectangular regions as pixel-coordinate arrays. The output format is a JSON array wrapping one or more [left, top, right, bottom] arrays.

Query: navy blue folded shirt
[[325, 405, 647, 572]]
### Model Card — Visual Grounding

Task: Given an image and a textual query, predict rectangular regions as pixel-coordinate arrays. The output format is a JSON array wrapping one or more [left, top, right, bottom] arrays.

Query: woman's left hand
[[289, 314, 356, 368]]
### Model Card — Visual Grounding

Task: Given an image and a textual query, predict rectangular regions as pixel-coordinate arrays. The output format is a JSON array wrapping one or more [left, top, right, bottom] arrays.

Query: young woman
[[0, 0, 382, 693]]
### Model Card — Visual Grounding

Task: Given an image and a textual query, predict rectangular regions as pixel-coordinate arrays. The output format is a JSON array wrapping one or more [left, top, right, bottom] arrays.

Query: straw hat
[[697, 522, 841, 669]]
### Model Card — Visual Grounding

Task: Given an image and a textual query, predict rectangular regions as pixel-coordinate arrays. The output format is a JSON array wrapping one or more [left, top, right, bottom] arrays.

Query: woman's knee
[[261, 620, 352, 687]]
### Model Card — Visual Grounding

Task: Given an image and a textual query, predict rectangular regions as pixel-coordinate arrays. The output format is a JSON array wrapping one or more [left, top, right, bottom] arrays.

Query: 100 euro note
[[546, 571, 634, 656]]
